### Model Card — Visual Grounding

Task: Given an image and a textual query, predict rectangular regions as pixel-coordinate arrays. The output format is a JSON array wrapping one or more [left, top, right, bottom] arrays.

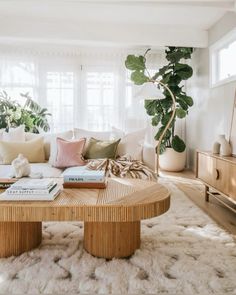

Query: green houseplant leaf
[[172, 135, 186, 152], [131, 71, 149, 85], [0, 91, 51, 133], [125, 55, 146, 71]]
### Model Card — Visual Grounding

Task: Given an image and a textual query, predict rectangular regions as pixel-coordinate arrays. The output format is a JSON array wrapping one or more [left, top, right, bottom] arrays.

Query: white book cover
[[11, 178, 54, 190], [62, 167, 105, 178], [7, 182, 57, 195], [0, 186, 61, 201]]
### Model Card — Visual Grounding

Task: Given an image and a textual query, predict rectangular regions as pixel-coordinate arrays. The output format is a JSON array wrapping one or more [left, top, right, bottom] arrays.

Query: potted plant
[[0, 91, 51, 133], [125, 47, 194, 172]]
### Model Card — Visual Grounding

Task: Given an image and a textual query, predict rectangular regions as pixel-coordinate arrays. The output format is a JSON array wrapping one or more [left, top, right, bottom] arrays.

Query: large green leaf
[[151, 113, 162, 126], [131, 71, 149, 85], [176, 108, 186, 118], [167, 74, 182, 86], [144, 100, 157, 116], [159, 142, 167, 155], [160, 98, 173, 111], [172, 135, 186, 152], [179, 94, 194, 107], [174, 63, 193, 80], [125, 55, 146, 71], [154, 126, 165, 141], [177, 98, 188, 111], [166, 50, 183, 63], [161, 111, 173, 125]]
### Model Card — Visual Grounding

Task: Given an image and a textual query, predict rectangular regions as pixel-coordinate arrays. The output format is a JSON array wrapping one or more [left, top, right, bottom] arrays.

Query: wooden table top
[[0, 178, 170, 222]]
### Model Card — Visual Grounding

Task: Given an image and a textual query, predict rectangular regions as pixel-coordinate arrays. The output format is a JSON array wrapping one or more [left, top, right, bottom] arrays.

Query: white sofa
[[0, 128, 156, 179]]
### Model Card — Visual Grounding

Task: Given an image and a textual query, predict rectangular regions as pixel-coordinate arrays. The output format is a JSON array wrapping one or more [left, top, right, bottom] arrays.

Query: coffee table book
[[0, 186, 61, 201], [63, 181, 107, 189], [62, 167, 106, 183], [0, 178, 17, 189]]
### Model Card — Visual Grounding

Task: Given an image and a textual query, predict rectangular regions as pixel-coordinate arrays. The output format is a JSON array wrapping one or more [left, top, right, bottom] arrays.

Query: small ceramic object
[[212, 142, 220, 154], [218, 134, 232, 156], [11, 154, 31, 178]]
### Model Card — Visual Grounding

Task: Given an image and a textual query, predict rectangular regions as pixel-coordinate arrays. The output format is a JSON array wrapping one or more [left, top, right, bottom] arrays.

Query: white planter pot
[[159, 147, 186, 172]]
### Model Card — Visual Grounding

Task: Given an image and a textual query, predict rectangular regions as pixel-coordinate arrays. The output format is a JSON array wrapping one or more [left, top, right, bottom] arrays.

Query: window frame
[[210, 28, 236, 88]]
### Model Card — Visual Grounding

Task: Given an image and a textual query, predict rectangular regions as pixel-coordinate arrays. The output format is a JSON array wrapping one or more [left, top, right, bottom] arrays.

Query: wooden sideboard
[[196, 151, 236, 213]]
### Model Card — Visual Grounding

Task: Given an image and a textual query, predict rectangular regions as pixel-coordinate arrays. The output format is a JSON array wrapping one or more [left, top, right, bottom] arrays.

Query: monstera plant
[[125, 47, 194, 155], [0, 91, 51, 133]]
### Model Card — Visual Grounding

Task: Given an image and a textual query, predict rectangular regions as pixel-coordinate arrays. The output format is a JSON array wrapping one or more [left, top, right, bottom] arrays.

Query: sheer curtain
[[0, 46, 165, 137]]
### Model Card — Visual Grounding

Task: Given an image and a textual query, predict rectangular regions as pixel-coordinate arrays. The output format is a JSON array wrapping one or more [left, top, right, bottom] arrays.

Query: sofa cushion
[[48, 131, 73, 165], [74, 128, 112, 141], [84, 137, 121, 159], [54, 137, 86, 168], [0, 137, 45, 164], [1, 125, 25, 142], [26, 132, 52, 161], [26, 130, 73, 162], [0, 163, 63, 179], [116, 128, 146, 160]]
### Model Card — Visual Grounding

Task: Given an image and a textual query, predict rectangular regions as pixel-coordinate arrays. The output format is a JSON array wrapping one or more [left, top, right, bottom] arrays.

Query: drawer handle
[[214, 169, 220, 180]]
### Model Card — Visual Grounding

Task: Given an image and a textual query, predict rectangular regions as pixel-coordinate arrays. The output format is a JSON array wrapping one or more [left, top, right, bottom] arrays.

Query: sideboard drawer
[[228, 163, 236, 202], [197, 153, 216, 187], [214, 158, 229, 196]]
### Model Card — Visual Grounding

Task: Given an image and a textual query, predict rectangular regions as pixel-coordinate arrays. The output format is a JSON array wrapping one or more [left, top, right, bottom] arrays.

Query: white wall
[[186, 12, 236, 170]]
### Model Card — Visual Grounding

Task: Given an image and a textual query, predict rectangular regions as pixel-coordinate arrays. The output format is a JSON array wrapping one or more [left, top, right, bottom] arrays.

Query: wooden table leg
[[205, 185, 209, 202], [84, 221, 140, 259], [0, 222, 42, 258]]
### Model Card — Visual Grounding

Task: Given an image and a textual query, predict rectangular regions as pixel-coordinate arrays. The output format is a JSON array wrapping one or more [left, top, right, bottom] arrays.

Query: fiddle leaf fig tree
[[125, 46, 194, 154]]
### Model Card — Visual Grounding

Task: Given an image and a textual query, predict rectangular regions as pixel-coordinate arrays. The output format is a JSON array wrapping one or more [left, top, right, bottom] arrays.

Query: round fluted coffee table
[[0, 178, 170, 258]]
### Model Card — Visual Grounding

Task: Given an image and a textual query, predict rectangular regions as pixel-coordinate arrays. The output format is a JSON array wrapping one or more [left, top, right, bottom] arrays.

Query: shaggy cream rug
[[0, 182, 236, 295]]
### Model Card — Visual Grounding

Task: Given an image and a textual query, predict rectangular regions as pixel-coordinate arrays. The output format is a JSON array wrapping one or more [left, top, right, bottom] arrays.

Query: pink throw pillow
[[54, 137, 86, 168]]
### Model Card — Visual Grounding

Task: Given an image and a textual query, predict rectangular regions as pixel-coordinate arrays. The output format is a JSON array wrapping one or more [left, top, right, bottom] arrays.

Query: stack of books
[[0, 178, 17, 189], [0, 178, 60, 201], [63, 167, 107, 189]]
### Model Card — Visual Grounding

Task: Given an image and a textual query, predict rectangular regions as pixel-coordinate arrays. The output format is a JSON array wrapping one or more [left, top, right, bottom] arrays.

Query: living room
[[0, 1, 235, 294]]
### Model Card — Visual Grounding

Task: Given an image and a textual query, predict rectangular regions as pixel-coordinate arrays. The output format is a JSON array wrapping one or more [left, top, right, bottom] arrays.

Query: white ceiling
[[0, 0, 235, 48]]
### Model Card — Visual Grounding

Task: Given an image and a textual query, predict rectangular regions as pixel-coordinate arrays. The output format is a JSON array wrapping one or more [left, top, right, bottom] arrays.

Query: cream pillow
[[0, 137, 45, 164], [25, 130, 73, 161], [116, 128, 147, 161], [2, 125, 25, 142], [25, 132, 50, 160]]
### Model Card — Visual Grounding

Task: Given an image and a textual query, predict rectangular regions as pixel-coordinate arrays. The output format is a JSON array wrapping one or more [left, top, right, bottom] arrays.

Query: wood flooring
[[160, 169, 236, 236]]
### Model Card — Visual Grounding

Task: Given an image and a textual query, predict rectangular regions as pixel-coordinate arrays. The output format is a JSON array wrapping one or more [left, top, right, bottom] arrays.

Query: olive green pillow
[[84, 137, 121, 159]]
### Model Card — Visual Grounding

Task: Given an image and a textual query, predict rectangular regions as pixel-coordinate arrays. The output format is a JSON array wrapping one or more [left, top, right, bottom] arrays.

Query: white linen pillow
[[48, 130, 73, 165], [111, 127, 125, 140], [116, 128, 147, 161], [74, 128, 124, 154], [74, 128, 113, 141], [2, 125, 25, 142]]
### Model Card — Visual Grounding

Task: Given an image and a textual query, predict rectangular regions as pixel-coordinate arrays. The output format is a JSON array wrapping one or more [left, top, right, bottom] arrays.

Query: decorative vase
[[218, 134, 232, 156], [159, 147, 186, 172], [212, 142, 220, 154]]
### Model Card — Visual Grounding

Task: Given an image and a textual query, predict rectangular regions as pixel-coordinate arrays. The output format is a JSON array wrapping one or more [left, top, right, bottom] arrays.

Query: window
[[81, 67, 118, 131], [210, 28, 236, 87], [0, 50, 163, 132], [0, 60, 36, 104], [46, 71, 74, 132]]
